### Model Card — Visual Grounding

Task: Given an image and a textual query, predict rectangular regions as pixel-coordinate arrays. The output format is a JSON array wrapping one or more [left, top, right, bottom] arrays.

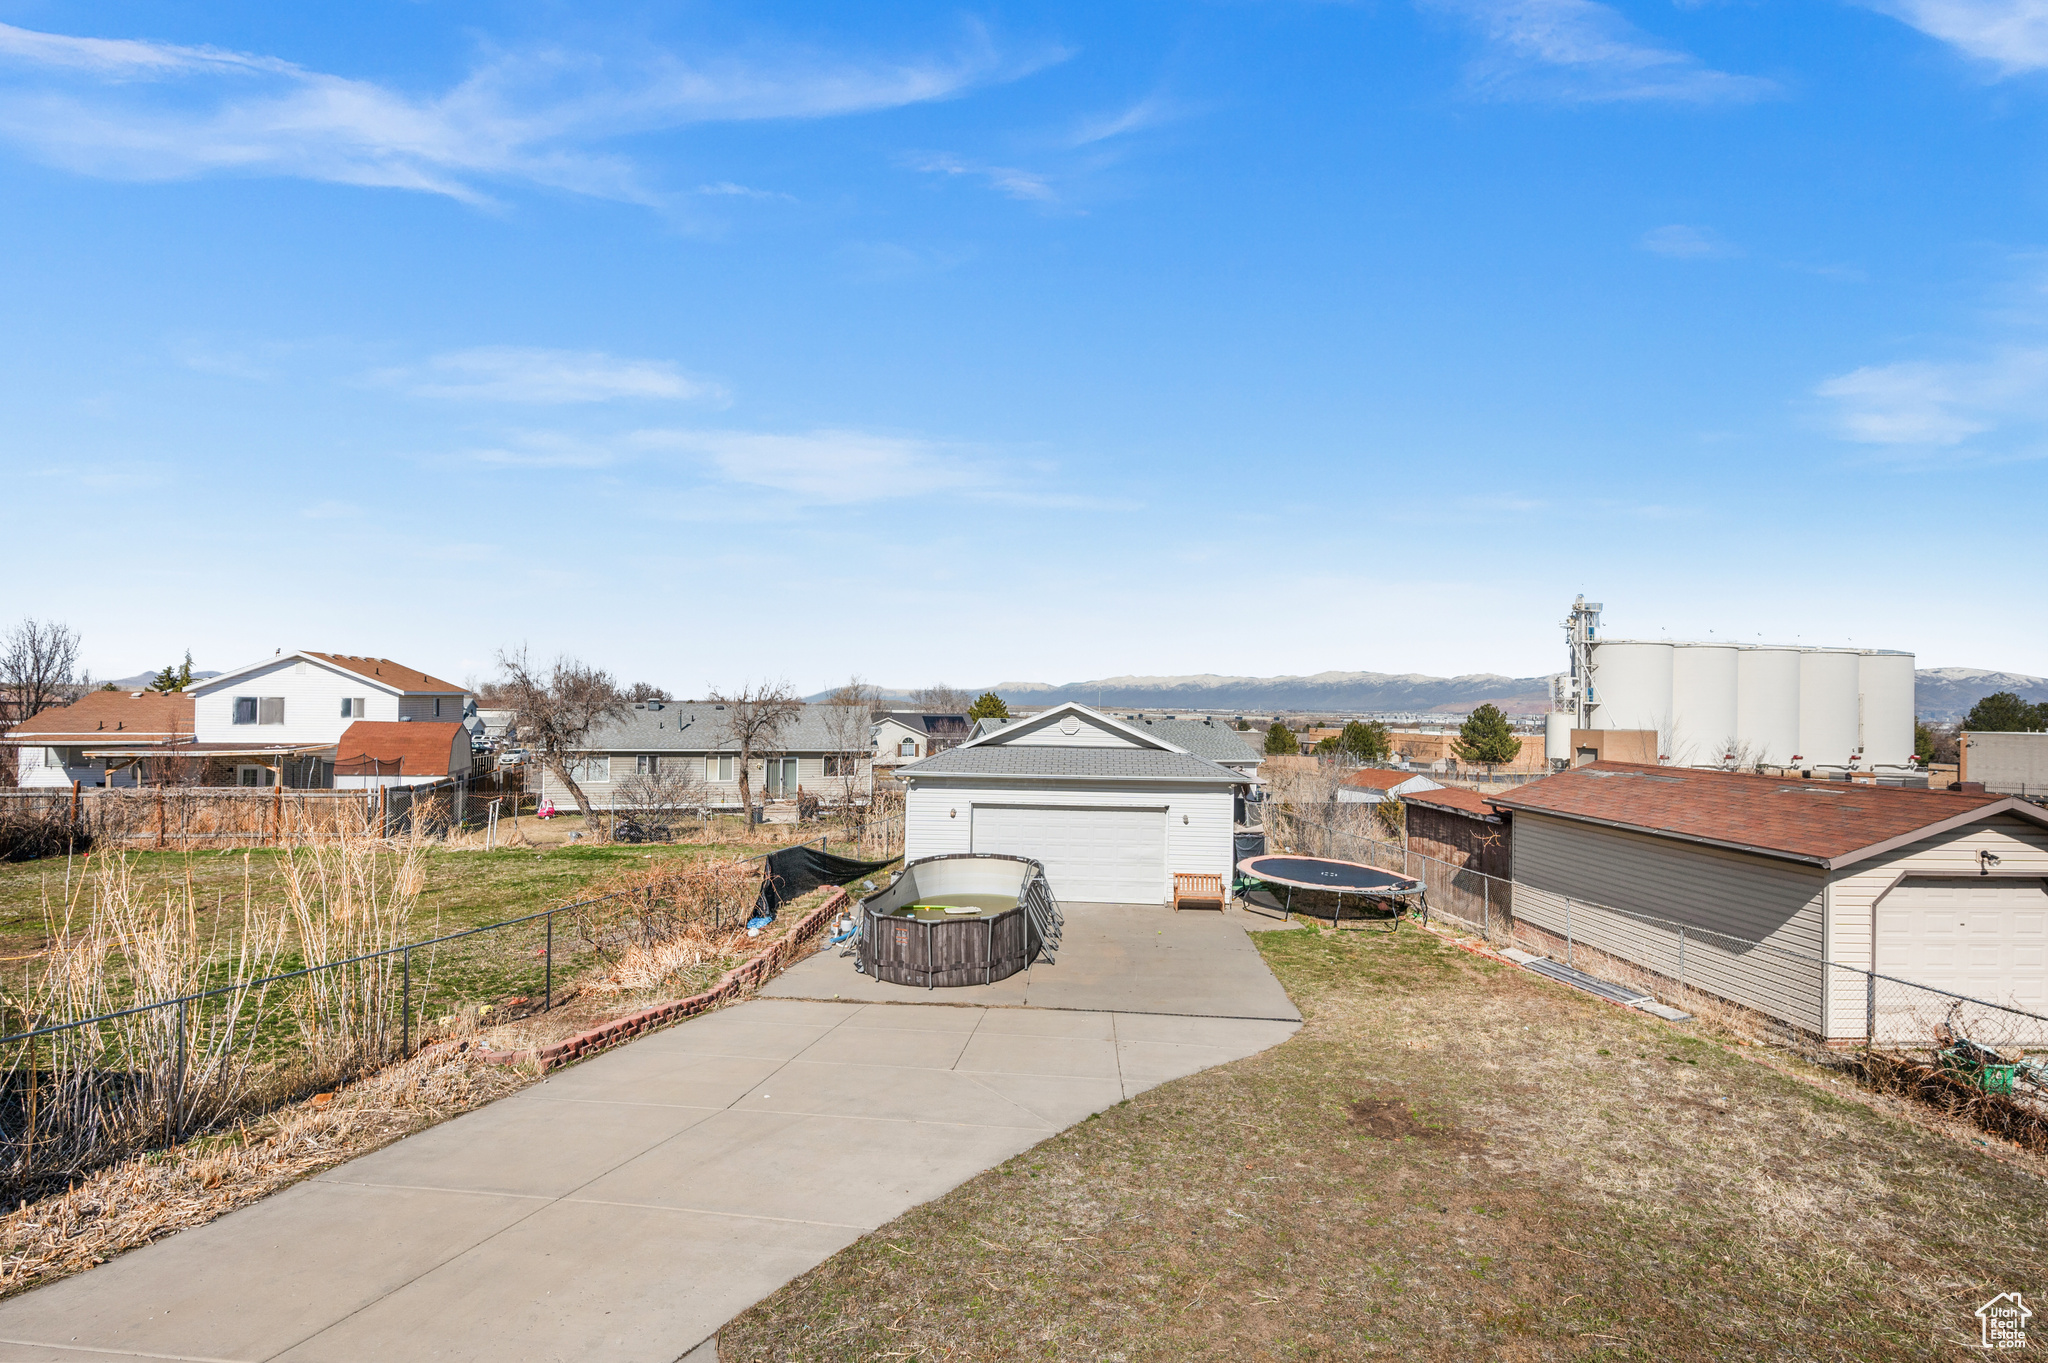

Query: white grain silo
[[1588, 641, 1674, 746], [1857, 650, 1916, 766], [1797, 648, 1862, 767], [1736, 647, 1802, 766], [1668, 644, 1739, 766], [1544, 711, 1574, 764]]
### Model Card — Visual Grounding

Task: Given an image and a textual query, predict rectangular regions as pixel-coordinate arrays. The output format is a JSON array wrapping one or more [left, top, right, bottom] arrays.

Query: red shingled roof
[[334, 722, 467, 777], [305, 653, 463, 695], [1488, 761, 2045, 869], [1, 690, 195, 741], [1401, 785, 1504, 821]]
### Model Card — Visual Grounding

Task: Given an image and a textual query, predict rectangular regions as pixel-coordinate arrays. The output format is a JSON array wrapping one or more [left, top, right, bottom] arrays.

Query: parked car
[[497, 750, 528, 767]]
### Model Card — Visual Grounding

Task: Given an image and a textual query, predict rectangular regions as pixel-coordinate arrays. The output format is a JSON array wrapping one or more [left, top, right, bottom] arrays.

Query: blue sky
[[3, 0, 2045, 694]]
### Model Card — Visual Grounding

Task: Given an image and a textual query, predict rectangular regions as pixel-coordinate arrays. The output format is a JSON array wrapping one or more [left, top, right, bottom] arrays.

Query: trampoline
[[1235, 855, 1423, 931]]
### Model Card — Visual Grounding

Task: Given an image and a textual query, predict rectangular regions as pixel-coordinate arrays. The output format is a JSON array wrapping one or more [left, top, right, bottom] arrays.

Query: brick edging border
[[474, 887, 852, 1072]]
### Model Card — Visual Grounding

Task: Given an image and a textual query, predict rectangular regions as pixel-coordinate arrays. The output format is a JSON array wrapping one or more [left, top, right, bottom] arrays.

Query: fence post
[[1677, 926, 1686, 994], [1866, 971, 1876, 1045], [545, 912, 553, 1011], [402, 945, 411, 1056], [1483, 878, 1490, 937], [1565, 898, 1573, 968], [173, 996, 187, 1142]]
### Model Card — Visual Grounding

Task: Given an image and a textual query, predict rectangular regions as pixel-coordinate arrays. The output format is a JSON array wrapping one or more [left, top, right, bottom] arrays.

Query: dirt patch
[[1347, 1096, 1457, 1142]]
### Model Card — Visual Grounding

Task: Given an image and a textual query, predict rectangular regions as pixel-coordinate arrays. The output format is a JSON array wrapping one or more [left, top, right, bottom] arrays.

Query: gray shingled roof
[[971, 715, 1260, 764], [578, 703, 858, 754], [898, 745, 1250, 783]]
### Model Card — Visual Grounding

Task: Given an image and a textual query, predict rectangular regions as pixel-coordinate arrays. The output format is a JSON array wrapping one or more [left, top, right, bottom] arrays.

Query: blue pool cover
[[1237, 856, 1423, 895]]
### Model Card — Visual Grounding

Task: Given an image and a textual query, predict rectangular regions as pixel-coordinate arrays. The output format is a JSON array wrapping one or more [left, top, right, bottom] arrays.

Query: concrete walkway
[[0, 906, 1300, 1363]]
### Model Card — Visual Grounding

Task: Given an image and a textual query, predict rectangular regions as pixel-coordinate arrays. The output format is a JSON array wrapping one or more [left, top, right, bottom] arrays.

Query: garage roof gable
[[957, 702, 1187, 754]]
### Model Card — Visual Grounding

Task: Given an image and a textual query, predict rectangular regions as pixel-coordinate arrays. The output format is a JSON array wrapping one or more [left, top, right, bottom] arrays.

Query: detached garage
[[1492, 762, 2048, 1044], [896, 702, 1250, 906]]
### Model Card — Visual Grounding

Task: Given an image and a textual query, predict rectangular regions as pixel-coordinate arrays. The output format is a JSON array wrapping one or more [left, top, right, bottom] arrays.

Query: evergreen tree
[[967, 691, 1010, 723], [1263, 721, 1299, 756], [1451, 703, 1520, 765], [1340, 719, 1391, 762], [148, 650, 195, 693], [1234, 718, 1250, 731], [1314, 734, 1341, 753], [1962, 691, 2048, 733], [1913, 721, 1935, 762]]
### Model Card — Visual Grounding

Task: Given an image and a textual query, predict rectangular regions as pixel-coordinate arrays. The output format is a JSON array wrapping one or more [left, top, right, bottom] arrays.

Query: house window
[[237, 765, 269, 787], [636, 755, 660, 775], [260, 698, 284, 725], [234, 698, 258, 725], [823, 755, 866, 776], [898, 739, 916, 757], [340, 697, 369, 718], [567, 756, 610, 783], [433, 698, 443, 717], [707, 755, 734, 782]]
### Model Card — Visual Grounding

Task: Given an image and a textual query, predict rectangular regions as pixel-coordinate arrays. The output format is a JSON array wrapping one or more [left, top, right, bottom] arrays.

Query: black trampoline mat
[[1237, 856, 1422, 894]]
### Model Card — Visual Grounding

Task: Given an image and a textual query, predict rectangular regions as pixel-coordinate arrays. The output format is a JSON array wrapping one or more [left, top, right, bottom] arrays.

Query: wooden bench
[[1173, 872, 1226, 912]]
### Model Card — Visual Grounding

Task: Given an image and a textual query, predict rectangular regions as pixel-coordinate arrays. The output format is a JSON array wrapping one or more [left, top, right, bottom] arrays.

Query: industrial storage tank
[[1544, 711, 1573, 763], [1798, 649, 1862, 767], [1735, 648, 1801, 767], [1668, 644, 1738, 767], [1857, 650, 1916, 766], [1588, 641, 1673, 746]]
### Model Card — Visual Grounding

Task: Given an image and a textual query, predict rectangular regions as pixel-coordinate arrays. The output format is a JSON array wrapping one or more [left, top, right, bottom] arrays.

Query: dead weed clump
[[0, 1043, 536, 1298]]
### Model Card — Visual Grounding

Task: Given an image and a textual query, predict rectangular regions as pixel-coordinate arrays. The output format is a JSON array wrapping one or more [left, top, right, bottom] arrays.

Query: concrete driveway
[[0, 904, 1299, 1363]]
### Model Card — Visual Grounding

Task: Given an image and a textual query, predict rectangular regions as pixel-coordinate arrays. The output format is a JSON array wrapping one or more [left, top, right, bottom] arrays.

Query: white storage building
[[896, 702, 1250, 905]]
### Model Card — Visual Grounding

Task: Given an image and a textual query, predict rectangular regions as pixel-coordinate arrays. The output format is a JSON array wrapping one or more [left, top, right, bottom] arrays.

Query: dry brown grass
[[721, 924, 2048, 1362], [0, 1042, 537, 1297]]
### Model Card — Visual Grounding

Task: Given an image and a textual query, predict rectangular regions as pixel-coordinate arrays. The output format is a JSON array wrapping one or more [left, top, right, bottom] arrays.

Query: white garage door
[[1876, 877, 2048, 1020], [972, 805, 1166, 904]]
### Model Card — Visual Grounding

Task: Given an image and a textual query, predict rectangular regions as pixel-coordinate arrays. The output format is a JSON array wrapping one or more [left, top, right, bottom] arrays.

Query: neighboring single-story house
[[895, 701, 1251, 905], [1, 690, 197, 788], [1490, 762, 2048, 1043], [1336, 769, 1445, 804], [1402, 785, 1511, 880], [1960, 731, 2048, 797], [872, 713, 971, 775], [536, 702, 872, 811], [332, 722, 474, 790]]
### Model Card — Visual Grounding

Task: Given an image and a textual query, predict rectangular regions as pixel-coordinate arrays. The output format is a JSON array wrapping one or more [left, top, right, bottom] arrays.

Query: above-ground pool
[[859, 854, 1063, 988]]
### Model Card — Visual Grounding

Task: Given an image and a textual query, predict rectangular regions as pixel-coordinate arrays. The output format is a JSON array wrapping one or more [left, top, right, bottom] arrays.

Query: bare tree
[[611, 765, 708, 840], [708, 681, 802, 818], [623, 682, 673, 702], [821, 677, 877, 809], [1, 618, 83, 728], [909, 683, 972, 714], [493, 647, 628, 821]]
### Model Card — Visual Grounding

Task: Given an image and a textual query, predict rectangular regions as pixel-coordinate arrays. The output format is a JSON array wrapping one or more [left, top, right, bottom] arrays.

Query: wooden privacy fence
[[0, 785, 455, 851]]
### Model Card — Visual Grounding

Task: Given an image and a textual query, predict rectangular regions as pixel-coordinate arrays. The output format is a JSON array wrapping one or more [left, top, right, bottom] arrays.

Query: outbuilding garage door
[[1875, 877, 2048, 1023], [971, 805, 1166, 904]]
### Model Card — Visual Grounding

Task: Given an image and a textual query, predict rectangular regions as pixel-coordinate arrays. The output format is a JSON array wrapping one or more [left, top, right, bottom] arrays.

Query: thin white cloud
[[467, 431, 621, 468], [903, 152, 1056, 202], [0, 21, 1043, 204], [695, 181, 794, 201], [1425, 0, 1776, 103], [1866, 0, 2048, 74], [1069, 94, 1179, 146], [634, 427, 1001, 503], [383, 347, 726, 404], [1639, 224, 1740, 259], [1815, 347, 2048, 452]]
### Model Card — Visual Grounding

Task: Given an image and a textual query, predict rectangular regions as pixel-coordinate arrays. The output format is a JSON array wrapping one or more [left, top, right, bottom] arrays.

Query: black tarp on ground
[[753, 845, 902, 923]]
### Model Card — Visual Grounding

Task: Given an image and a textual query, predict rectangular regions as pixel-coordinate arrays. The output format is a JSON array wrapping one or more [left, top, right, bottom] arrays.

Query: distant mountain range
[[822, 666, 2048, 721]]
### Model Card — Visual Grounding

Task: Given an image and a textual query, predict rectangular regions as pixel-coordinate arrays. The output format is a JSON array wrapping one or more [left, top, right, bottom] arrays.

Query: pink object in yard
[[538, 800, 557, 819]]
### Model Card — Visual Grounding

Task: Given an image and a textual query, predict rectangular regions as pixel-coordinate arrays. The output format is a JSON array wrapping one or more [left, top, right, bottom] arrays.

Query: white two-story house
[[185, 652, 468, 787]]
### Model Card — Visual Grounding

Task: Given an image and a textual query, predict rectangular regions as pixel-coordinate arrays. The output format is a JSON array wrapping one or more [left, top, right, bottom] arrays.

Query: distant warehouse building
[[1960, 731, 2048, 798], [1490, 763, 2048, 1044]]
